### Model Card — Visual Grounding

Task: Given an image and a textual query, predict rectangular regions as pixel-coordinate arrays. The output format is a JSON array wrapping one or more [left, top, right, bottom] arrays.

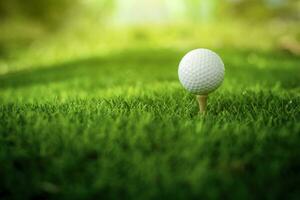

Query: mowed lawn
[[0, 48, 299, 199]]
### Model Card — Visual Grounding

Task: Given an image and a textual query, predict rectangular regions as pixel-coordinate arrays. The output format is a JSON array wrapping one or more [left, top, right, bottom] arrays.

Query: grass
[[0, 47, 299, 199]]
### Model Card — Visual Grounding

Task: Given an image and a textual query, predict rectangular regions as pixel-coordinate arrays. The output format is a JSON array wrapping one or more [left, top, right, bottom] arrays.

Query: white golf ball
[[178, 48, 225, 95]]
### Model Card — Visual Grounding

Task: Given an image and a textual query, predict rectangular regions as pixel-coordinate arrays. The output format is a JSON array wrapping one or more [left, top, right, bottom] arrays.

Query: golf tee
[[197, 95, 208, 113]]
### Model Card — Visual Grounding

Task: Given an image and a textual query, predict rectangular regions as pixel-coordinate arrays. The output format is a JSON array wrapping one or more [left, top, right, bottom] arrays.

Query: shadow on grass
[[0, 57, 106, 89], [0, 48, 299, 90], [0, 49, 182, 89]]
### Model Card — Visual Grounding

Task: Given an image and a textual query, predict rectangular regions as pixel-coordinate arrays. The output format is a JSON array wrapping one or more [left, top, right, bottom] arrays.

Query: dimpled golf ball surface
[[178, 49, 225, 95]]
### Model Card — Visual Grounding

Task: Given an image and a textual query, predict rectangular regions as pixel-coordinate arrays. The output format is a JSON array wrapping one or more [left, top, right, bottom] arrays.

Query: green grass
[[0, 48, 300, 199]]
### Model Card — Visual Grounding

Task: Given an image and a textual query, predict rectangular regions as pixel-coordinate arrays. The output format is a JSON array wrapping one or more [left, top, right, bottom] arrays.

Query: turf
[[0, 48, 299, 199]]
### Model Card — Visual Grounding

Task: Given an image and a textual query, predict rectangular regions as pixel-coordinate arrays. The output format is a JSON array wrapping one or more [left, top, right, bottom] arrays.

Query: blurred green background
[[0, 0, 299, 73]]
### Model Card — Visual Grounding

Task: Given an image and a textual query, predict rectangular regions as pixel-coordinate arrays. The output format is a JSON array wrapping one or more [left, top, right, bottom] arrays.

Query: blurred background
[[0, 0, 299, 73]]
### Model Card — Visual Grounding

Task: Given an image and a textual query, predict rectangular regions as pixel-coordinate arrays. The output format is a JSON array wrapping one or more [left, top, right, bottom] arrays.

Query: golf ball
[[178, 48, 225, 95]]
